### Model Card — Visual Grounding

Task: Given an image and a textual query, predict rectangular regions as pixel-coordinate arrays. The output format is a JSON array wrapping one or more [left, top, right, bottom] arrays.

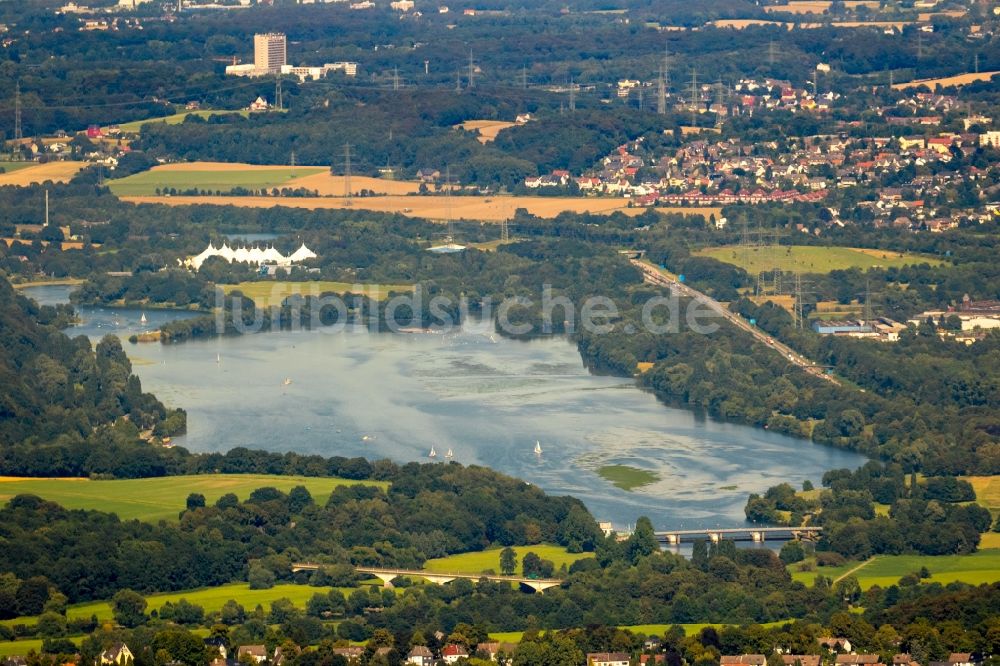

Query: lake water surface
[[25, 285, 866, 530]]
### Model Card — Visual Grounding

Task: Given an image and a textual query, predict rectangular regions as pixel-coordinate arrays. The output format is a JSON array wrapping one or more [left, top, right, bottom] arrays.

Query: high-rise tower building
[[254, 33, 286, 74]]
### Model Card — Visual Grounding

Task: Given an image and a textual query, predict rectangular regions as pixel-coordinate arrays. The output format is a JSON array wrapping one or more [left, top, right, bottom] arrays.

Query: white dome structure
[[184, 242, 318, 270]]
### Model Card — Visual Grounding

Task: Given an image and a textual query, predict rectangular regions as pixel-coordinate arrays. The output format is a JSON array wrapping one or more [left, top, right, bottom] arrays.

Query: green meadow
[[489, 620, 792, 643], [0, 637, 82, 657], [423, 545, 590, 576], [225, 281, 413, 308], [0, 582, 369, 629], [0, 161, 39, 174], [107, 167, 325, 196], [695, 245, 943, 274], [115, 110, 250, 133], [0, 474, 387, 522], [790, 550, 1000, 588]]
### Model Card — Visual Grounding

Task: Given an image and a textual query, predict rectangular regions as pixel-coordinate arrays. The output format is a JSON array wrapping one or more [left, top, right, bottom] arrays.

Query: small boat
[[428, 446, 437, 458], [283, 378, 292, 386], [445, 448, 454, 459], [534, 440, 543, 455], [362, 434, 376, 442], [216, 353, 221, 364], [140, 312, 147, 325]]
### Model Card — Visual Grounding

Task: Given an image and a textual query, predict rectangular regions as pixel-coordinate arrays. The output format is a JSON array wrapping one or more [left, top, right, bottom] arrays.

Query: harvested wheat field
[[893, 71, 999, 91], [122, 194, 719, 222], [763, 1, 879, 13], [712, 19, 790, 28], [284, 172, 422, 196], [457, 120, 517, 143], [0, 161, 86, 186]]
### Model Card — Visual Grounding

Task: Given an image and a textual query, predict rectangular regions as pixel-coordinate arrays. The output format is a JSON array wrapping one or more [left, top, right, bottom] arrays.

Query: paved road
[[631, 260, 840, 386]]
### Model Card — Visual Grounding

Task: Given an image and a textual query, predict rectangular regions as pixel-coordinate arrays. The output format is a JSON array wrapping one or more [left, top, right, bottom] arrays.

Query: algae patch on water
[[598, 465, 660, 491]]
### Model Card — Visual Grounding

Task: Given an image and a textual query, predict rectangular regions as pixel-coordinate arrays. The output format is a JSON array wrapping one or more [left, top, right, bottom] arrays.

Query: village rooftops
[[782, 656, 821, 666], [722, 657, 767, 666], [836, 655, 882, 665]]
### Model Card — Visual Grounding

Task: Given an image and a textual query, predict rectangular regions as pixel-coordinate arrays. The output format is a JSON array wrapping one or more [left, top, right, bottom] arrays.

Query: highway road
[[631, 259, 841, 386]]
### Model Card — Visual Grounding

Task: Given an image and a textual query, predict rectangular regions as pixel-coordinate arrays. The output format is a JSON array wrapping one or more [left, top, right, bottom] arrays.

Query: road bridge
[[290, 564, 561, 593], [654, 526, 822, 544]]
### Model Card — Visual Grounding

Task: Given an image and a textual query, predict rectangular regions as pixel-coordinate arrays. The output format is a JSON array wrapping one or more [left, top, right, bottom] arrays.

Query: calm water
[[25, 285, 866, 529]]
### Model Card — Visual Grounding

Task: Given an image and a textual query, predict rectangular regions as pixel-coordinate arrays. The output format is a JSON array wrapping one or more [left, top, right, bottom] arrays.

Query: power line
[[342, 143, 352, 203], [14, 81, 21, 144]]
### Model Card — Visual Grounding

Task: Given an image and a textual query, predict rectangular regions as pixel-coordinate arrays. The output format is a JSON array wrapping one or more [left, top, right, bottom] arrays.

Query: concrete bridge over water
[[291, 563, 561, 593], [654, 526, 822, 544]]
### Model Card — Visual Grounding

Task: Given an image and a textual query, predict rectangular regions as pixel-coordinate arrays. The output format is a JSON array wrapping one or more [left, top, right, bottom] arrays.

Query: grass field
[[695, 245, 943, 274], [0, 161, 40, 174], [114, 110, 249, 133], [597, 465, 660, 491], [0, 637, 82, 657], [0, 474, 386, 522], [108, 164, 326, 196], [122, 194, 715, 222], [224, 281, 413, 308], [790, 550, 1000, 588], [489, 621, 791, 643], [423, 545, 589, 576], [893, 71, 999, 91], [0, 161, 86, 186], [0, 582, 363, 629]]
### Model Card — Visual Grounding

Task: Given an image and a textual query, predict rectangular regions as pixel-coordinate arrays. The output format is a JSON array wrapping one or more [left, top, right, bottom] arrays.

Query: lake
[[24, 285, 866, 530]]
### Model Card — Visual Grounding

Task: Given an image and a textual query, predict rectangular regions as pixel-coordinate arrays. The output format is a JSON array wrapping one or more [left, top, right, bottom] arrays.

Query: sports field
[[695, 245, 943, 273], [0, 474, 386, 522], [114, 109, 249, 133], [122, 194, 714, 222], [224, 281, 413, 308], [108, 163, 326, 196], [0, 582, 363, 629], [892, 71, 999, 91], [422, 545, 589, 575], [0, 161, 86, 186], [790, 550, 1000, 588]]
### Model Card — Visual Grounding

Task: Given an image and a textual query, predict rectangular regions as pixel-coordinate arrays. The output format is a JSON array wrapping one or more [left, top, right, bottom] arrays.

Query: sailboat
[[534, 440, 543, 455], [216, 353, 221, 364], [428, 446, 437, 458], [445, 448, 454, 460], [283, 378, 292, 386], [140, 312, 147, 325]]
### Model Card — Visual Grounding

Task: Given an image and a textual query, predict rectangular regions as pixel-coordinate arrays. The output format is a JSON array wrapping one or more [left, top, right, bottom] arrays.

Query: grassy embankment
[[0, 474, 387, 522]]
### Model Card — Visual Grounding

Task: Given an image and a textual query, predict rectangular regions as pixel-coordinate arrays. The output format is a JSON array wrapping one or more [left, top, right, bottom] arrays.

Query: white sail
[[429, 446, 437, 458], [534, 440, 543, 455], [445, 448, 454, 459], [140, 312, 147, 324]]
